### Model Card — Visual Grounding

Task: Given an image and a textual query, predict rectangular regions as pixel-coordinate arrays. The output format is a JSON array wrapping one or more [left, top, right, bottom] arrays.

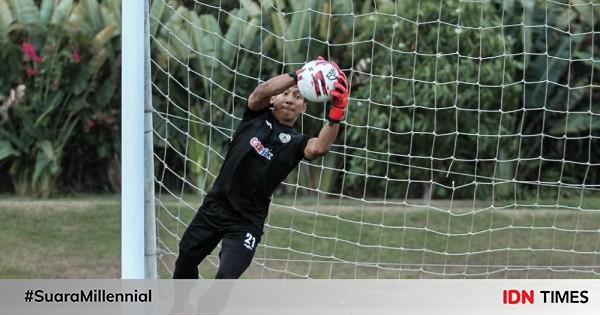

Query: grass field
[[156, 193, 600, 279], [0, 195, 120, 278], [1, 194, 599, 279]]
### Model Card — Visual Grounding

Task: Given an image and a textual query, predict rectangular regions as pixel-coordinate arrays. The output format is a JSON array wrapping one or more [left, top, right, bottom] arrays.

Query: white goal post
[[121, 0, 157, 279], [126, 0, 600, 279]]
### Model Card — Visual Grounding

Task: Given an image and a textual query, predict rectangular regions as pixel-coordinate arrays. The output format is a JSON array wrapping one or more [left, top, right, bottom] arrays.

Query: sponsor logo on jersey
[[279, 132, 291, 144], [250, 137, 273, 160]]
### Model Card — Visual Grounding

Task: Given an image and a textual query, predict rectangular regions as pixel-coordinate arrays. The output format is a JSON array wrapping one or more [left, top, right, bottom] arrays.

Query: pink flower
[[71, 51, 81, 63], [21, 42, 44, 64], [26, 67, 39, 77], [21, 42, 37, 59], [85, 119, 96, 130]]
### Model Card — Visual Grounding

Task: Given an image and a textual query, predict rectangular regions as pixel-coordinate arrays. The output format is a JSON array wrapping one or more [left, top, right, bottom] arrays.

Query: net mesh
[[149, 0, 600, 278]]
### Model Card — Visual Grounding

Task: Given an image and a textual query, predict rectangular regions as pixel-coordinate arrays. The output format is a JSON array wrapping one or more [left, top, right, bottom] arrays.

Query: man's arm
[[247, 74, 296, 111], [304, 123, 340, 160]]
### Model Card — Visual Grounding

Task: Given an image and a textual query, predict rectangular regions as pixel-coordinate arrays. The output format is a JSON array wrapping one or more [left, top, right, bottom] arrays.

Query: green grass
[[154, 194, 600, 279], [1, 194, 599, 279], [252, 205, 600, 279], [0, 195, 120, 278]]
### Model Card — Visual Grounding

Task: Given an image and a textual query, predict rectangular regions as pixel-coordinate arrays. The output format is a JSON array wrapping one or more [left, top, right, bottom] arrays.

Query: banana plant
[[0, 0, 121, 197], [150, 0, 269, 191], [4, 0, 39, 29]]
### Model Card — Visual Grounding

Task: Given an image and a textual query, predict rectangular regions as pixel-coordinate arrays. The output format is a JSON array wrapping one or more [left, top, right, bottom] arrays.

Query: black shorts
[[179, 203, 262, 260]]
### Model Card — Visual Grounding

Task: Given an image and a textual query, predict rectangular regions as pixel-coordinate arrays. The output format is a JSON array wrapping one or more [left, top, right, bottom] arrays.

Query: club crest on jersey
[[250, 137, 273, 160], [278, 133, 291, 144]]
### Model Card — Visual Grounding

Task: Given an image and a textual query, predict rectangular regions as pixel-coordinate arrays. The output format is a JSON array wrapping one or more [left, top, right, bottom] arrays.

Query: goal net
[[148, 0, 600, 278]]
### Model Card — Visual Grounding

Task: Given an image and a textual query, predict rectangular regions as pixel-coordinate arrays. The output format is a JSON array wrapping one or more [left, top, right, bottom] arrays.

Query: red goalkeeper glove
[[328, 61, 349, 123]]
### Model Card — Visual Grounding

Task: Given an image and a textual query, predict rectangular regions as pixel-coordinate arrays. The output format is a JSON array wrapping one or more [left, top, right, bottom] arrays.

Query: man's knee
[[173, 252, 202, 279], [215, 251, 252, 279]]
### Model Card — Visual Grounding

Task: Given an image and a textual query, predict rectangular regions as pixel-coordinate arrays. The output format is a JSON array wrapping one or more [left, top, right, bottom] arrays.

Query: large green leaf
[[67, 2, 93, 35], [153, 37, 171, 69], [550, 114, 600, 135], [190, 14, 215, 87], [69, 48, 109, 94], [105, 0, 120, 17], [50, 0, 73, 26], [241, 17, 260, 49], [6, 0, 39, 26], [37, 140, 55, 160], [169, 22, 192, 60], [89, 47, 109, 75], [92, 24, 117, 51], [270, 12, 286, 57], [158, 6, 186, 39], [0, 0, 124, 196], [288, 4, 308, 40], [222, 9, 248, 66], [93, 71, 117, 107], [260, 0, 285, 11], [198, 13, 222, 39], [240, 0, 261, 17], [0, 0, 15, 42], [317, 2, 330, 39], [188, 106, 207, 176], [101, 0, 120, 29], [521, 1, 536, 68], [39, 0, 56, 27], [35, 91, 65, 126], [571, 0, 594, 27], [286, 8, 308, 63], [149, 0, 166, 37], [0, 140, 19, 161], [100, 6, 119, 35], [32, 140, 55, 186], [56, 116, 79, 150], [82, 0, 101, 32], [289, 0, 309, 12], [150, 0, 177, 38]]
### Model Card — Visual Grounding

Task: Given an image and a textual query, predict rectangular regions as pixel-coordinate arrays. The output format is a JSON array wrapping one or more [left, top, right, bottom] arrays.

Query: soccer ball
[[296, 60, 341, 103]]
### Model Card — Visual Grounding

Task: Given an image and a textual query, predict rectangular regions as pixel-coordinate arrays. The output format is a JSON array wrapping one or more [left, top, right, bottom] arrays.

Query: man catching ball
[[173, 56, 349, 279]]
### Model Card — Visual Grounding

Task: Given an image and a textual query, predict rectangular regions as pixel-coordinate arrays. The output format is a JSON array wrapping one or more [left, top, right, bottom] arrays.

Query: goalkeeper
[[173, 57, 349, 279]]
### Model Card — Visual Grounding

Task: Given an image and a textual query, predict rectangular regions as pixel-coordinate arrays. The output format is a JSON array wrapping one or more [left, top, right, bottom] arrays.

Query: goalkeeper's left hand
[[328, 62, 349, 123]]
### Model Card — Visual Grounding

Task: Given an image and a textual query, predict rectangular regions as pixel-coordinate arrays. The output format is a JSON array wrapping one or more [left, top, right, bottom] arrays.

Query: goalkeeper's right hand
[[328, 62, 349, 123]]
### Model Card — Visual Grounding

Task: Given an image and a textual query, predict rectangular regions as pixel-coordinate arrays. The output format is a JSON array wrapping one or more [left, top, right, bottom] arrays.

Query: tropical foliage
[[1, 0, 598, 200], [0, 0, 120, 196], [150, 0, 599, 201]]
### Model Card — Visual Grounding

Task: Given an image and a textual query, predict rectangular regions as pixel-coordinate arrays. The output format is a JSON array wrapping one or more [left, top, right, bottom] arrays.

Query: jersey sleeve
[[297, 134, 310, 161], [242, 105, 270, 122]]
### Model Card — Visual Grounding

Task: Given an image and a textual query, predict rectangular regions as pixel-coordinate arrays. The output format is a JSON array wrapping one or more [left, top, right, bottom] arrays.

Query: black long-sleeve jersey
[[201, 106, 309, 234]]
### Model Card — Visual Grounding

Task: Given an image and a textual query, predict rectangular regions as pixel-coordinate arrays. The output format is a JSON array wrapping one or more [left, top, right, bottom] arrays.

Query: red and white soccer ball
[[296, 60, 341, 103]]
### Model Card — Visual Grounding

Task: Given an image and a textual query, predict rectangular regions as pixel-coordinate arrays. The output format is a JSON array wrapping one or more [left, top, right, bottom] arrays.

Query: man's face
[[270, 86, 306, 126]]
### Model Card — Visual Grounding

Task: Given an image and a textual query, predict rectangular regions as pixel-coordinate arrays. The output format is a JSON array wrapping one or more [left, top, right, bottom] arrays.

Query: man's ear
[[301, 101, 307, 113], [270, 95, 276, 105]]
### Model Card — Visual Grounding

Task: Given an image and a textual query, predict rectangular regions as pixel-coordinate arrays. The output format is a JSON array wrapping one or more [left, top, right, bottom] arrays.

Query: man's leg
[[173, 212, 223, 279], [215, 231, 260, 279]]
